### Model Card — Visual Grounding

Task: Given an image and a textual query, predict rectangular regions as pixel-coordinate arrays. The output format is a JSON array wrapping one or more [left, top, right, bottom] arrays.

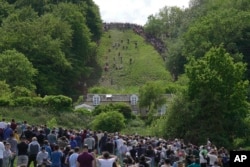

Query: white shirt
[[69, 152, 79, 167], [0, 122, 7, 129], [199, 151, 207, 164], [97, 157, 116, 167], [0, 142, 5, 158], [208, 153, 218, 166]]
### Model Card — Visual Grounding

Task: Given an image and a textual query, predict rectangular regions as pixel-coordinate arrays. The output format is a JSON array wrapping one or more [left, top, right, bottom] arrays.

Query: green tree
[[0, 50, 37, 90], [51, 3, 97, 95], [0, 1, 14, 24], [183, 9, 250, 76], [92, 103, 134, 120], [139, 81, 166, 112], [91, 111, 125, 132], [144, 6, 185, 39], [167, 46, 249, 147], [0, 81, 11, 98]]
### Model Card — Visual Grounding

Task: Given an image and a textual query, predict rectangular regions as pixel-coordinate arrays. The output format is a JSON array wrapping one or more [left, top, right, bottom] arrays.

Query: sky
[[93, 0, 190, 26]]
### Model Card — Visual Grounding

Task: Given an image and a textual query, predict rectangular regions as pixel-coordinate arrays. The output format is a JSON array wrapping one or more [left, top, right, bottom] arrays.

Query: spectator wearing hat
[[36, 146, 51, 167], [17, 136, 29, 167], [27, 137, 40, 167]]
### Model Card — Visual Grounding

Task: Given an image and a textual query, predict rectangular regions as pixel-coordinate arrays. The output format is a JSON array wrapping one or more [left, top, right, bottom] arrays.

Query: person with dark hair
[[138, 154, 150, 167], [10, 119, 17, 131], [77, 144, 95, 167], [3, 124, 13, 140], [36, 146, 51, 167], [47, 130, 57, 151], [24, 126, 34, 143], [69, 147, 80, 167], [17, 136, 29, 167], [97, 151, 117, 167], [44, 140, 52, 160], [50, 145, 63, 167], [99, 132, 108, 153], [37, 130, 46, 146], [3, 142, 12, 167], [160, 158, 171, 167], [105, 138, 115, 154]]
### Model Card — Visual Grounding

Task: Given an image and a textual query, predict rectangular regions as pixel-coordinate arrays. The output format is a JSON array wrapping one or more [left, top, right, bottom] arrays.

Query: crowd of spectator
[[0, 118, 230, 167]]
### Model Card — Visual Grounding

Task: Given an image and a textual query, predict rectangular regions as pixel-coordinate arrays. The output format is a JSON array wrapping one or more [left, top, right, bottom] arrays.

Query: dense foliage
[[0, 0, 102, 97], [91, 111, 126, 132], [145, 0, 250, 148]]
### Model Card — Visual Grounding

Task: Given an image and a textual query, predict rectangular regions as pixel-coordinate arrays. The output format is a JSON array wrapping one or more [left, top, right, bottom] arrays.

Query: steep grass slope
[[94, 28, 171, 91]]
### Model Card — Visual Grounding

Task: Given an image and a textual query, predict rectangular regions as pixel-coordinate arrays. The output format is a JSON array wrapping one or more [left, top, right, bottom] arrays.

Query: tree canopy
[[164, 47, 249, 147], [0, 0, 102, 97]]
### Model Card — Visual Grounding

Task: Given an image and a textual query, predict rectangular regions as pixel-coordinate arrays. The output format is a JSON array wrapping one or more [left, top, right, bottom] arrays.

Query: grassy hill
[[91, 28, 172, 92]]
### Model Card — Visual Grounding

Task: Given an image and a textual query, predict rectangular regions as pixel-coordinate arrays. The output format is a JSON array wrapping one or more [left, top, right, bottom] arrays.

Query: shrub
[[13, 97, 33, 106], [32, 97, 45, 107], [74, 108, 92, 116], [0, 98, 11, 106], [91, 110, 125, 132], [92, 104, 111, 116], [92, 103, 135, 120], [113, 103, 135, 120], [44, 95, 72, 111]]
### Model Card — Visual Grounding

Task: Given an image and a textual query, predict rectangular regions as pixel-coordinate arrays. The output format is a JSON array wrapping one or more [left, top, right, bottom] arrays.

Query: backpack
[[29, 144, 39, 155]]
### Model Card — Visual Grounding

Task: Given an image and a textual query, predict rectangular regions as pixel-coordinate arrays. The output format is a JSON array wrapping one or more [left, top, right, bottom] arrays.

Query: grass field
[[95, 28, 172, 92]]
